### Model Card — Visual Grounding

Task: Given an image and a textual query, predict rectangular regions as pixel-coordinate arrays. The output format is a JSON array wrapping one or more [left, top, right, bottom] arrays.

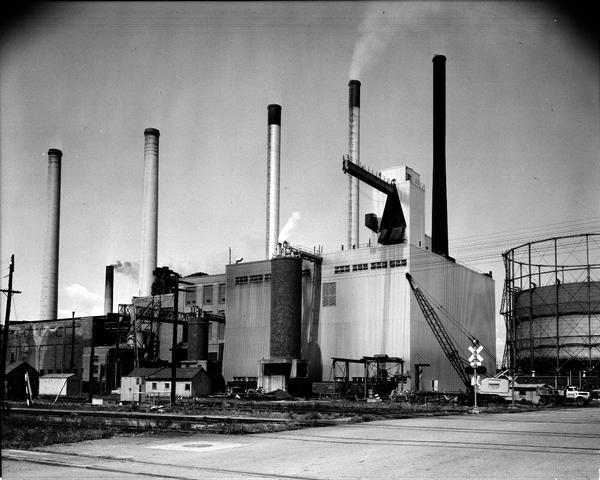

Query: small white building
[[39, 373, 81, 397], [145, 367, 210, 399], [120, 367, 163, 403]]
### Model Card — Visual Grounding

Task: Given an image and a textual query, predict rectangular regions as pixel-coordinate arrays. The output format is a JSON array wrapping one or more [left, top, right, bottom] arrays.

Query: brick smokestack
[[139, 128, 159, 296], [432, 55, 449, 257], [40, 148, 62, 320], [104, 265, 114, 315], [266, 104, 281, 259], [348, 80, 360, 249]]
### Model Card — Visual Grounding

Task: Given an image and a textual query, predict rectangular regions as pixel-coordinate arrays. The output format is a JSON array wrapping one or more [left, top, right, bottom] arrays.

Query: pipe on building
[[40, 148, 62, 320], [266, 104, 282, 259], [104, 265, 114, 315], [139, 128, 160, 296], [348, 80, 361, 249], [432, 55, 449, 257]]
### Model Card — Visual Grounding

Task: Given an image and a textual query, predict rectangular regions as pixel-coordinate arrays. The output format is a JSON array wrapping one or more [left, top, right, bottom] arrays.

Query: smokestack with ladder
[[432, 55, 449, 257], [104, 265, 114, 315], [266, 104, 281, 259], [348, 80, 361, 249], [139, 128, 160, 296], [40, 148, 62, 320]]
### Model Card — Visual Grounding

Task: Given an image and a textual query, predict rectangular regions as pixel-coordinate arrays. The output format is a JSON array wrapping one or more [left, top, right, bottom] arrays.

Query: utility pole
[[171, 280, 179, 405], [1, 254, 22, 404]]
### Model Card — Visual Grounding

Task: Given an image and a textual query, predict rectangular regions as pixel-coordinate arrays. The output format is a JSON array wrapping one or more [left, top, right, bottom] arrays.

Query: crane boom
[[406, 273, 472, 390]]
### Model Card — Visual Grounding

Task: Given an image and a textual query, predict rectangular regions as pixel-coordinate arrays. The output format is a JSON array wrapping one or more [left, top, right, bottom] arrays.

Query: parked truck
[[537, 385, 590, 406]]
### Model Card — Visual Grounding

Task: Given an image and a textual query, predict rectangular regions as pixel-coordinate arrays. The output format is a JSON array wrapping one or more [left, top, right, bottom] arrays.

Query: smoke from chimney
[[349, 2, 405, 80], [431, 54, 449, 257], [278, 211, 301, 244], [266, 104, 282, 259], [139, 128, 160, 296], [40, 148, 62, 320], [112, 260, 139, 279]]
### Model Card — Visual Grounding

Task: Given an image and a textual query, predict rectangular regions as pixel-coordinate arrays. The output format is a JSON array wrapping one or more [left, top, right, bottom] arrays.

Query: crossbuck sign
[[468, 344, 483, 367]]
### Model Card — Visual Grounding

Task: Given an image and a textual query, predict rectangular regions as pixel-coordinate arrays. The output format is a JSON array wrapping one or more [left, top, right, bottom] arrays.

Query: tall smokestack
[[40, 148, 62, 320], [432, 55, 449, 257], [266, 104, 281, 259], [139, 128, 159, 296], [348, 80, 361, 249], [104, 265, 114, 314]]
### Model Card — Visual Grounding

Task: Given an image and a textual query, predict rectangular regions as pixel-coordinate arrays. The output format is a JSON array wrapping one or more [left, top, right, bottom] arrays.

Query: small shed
[[120, 367, 163, 403], [146, 367, 210, 399], [39, 373, 82, 397], [4, 361, 39, 400]]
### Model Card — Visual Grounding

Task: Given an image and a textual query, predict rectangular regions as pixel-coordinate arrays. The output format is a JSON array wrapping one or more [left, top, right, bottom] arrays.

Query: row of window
[[185, 283, 226, 306], [149, 382, 190, 391], [234, 270, 311, 285], [334, 259, 407, 274]]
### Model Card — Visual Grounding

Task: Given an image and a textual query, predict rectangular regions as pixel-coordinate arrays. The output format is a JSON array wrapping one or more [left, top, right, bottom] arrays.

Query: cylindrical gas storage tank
[[503, 234, 600, 374], [270, 255, 302, 359], [188, 316, 209, 362]]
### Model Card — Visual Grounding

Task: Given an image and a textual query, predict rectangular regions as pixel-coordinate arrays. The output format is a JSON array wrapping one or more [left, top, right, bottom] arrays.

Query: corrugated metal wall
[[409, 245, 495, 392], [319, 244, 412, 381], [223, 261, 272, 380]]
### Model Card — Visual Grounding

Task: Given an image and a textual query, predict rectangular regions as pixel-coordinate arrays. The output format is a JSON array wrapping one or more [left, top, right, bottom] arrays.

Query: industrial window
[[203, 284, 213, 304], [322, 282, 336, 307], [334, 265, 350, 274], [185, 383, 191, 391], [352, 263, 368, 271], [185, 286, 197, 306], [264, 273, 271, 281], [208, 322, 213, 341], [217, 323, 225, 340], [249, 274, 263, 283], [371, 261, 388, 269], [389, 259, 407, 268], [302, 269, 311, 277], [218, 283, 226, 303], [235, 276, 248, 285], [151, 383, 157, 390]]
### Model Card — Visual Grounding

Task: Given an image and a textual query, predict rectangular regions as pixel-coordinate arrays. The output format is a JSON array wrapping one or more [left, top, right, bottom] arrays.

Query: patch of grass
[[2, 417, 118, 450]]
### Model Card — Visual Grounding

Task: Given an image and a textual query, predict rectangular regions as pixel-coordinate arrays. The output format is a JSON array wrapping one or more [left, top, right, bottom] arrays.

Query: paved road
[[3, 407, 600, 480]]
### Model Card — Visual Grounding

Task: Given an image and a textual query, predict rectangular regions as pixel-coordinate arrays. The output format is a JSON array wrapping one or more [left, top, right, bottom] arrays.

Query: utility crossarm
[[405, 273, 472, 390]]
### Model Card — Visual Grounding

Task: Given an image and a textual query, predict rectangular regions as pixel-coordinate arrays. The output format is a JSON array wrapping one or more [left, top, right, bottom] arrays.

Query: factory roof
[[124, 367, 164, 378], [148, 367, 206, 380], [40, 373, 79, 379]]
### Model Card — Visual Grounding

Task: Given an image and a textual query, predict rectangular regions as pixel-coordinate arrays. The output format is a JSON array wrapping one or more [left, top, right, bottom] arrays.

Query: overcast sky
[[1, 2, 598, 361]]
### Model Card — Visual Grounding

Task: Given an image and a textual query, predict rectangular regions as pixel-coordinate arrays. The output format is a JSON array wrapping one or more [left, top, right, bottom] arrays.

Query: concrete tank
[[270, 256, 302, 359]]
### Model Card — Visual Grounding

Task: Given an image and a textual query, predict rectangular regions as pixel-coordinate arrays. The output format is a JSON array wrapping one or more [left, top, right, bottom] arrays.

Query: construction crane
[[405, 273, 474, 390], [342, 155, 406, 245]]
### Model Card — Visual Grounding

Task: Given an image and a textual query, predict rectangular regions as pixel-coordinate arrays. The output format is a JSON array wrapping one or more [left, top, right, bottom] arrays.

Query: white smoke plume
[[349, 2, 406, 80], [112, 260, 139, 279], [278, 211, 302, 243]]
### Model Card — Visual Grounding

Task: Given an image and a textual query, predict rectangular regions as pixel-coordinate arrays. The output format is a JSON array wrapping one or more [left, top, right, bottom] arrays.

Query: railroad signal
[[468, 344, 483, 367]]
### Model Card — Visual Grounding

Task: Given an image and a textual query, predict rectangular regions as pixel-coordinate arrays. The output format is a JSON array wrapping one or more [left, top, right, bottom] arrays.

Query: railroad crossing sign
[[468, 344, 483, 367]]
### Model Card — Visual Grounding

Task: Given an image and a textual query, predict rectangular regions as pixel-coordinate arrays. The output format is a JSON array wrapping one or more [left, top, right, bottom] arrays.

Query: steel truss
[[501, 234, 600, 375]]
